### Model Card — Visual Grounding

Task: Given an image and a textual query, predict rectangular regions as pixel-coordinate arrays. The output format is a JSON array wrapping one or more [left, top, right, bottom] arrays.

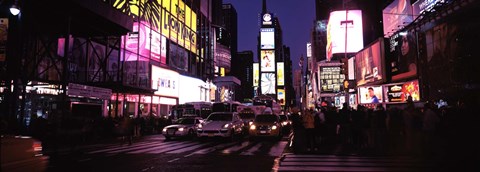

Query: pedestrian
[[289, 107, 304, 153], [303, 108, 316, 152], [119, 115, 133, 145]]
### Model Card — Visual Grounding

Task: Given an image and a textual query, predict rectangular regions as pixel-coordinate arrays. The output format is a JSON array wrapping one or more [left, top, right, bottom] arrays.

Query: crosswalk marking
[[147, 142, 201, 154], [221, 141, 254, 154], [87, 141, 162, 154], [191, 142, 238, 155], [107, 141, 179, 154], [166, 143, 212, 154], [127, 141, 194, 154], [239, 142, 263, 155], [277, 154, 435, 172], [82, 138, 289, 157]]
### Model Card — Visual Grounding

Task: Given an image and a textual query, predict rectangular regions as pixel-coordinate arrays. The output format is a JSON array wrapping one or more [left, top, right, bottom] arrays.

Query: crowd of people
[[288, 99, 479, 159]]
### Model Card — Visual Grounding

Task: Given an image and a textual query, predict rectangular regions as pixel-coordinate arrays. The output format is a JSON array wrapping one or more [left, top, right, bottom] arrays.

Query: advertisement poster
[[355, 39, 385, 86], [277, 89, 285, 105], [358, 86, 383, 104], [139, 23, 151, 58], [390, 30, 418, 81], [277, 62, 284, 86], [260, 50, 275, 72], [123, 22, 139, 60], [385, 80, 420, 102], [151, 30, 161, 61], [261, 28, 275, 49], [253, 63, 259, 87], [261, 73, 276, 95]]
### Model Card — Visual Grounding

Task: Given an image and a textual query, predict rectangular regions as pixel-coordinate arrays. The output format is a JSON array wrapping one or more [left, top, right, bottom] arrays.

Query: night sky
[[223, 0, 316, 70]]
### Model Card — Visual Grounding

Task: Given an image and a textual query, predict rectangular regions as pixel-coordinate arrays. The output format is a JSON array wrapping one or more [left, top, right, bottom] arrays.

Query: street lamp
[[10, 3, 20, 16]]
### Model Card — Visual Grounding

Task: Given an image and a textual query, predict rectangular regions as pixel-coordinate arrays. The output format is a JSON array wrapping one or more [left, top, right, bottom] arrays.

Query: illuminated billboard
[[151, 30, 161, 61], [306, 43, 312, 58], [260, 50, 275, 72], [326, 10, 364, 61], [277, 89, 285, 105], [383, 0, 413, 37], [253, 63, 259, 87], [319, 66, 345, 93], [358, 86, 383, 104], [384, 80, 420, 103], [348, 57, 355, 80], [277, 62, 284, 86], [152, 65, 179, 98], [355, 38, 385, 86], [261, 28, 275, 49], [389, 30, 417, 81], [113, 0, 197, 54], [413, 0, 444, 19], [261, 73, 276, 95]]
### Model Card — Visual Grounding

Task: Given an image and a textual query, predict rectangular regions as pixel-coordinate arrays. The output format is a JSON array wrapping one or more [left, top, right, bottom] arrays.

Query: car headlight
[[271, 125, 277, 130], [250, 125, 256, 130], [197, 124, 203, 129], [223, 124, 230, 128], [282, 121, 288, 126], [178, 128, 184, 132], [248, 121, 253, 126], [162, 128, 167, 132]]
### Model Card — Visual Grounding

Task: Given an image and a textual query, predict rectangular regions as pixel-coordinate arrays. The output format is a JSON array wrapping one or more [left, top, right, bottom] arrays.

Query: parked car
[[162, 117, 203, 140], [249, 114, 282, 139], [196, 112, 244, 140], [1, 135, 47, 172]]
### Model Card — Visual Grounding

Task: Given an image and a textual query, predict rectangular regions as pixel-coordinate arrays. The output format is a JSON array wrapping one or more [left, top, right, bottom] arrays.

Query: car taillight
[[33, 141, 43, 156]]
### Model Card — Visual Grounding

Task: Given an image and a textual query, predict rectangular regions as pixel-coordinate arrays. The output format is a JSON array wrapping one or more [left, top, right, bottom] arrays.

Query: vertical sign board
[[0, 18, 7, 62], [277, 62, 284, 86], [253, 63, 259, 87]]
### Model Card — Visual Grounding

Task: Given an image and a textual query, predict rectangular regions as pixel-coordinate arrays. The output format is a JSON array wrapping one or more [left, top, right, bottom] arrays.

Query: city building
[[256, 0, 293, 110], [0, 0, 218, 131], [237, 51, 254, 102]]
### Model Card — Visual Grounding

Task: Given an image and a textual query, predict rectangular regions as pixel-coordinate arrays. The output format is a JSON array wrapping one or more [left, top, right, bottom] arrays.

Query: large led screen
[[355, 39, 385, 86], [260, 50, 275, 72], [389, 31, 417, 81], [261, 73, 276, 95], [261, 28, 275, 49], [358, 86, 383, 104], [383, 0, 413, 37], [319, 66, 345, 93], [277, 62, 284, 86], [326, 10, 364, 61], [384, 80, 420, 103]]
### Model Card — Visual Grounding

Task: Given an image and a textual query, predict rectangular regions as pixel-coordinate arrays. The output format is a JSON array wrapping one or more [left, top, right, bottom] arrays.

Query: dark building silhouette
[[237, 51, 254, 101]]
